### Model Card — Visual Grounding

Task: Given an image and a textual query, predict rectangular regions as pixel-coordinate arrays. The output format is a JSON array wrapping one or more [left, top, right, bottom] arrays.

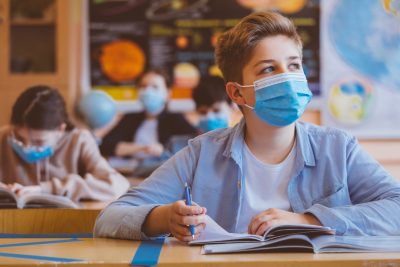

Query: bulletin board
[[88, 0, 320, 111]]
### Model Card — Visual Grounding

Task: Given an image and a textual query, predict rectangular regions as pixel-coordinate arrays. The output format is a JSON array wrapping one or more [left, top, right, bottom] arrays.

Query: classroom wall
[[0, 1, 399, 181], [0, 1, 82, 128]]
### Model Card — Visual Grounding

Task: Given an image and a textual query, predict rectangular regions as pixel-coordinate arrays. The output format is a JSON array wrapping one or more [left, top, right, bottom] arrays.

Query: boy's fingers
[[176, 202, 203, 216], [181, 214, 206, 226]]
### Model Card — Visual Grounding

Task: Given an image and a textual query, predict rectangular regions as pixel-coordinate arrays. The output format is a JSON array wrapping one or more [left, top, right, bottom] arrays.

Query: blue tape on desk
[[0, 233, 93, 238], [0, 252, 83, 262], [131, 238, 165, 267], [0, 238, 81, 248]]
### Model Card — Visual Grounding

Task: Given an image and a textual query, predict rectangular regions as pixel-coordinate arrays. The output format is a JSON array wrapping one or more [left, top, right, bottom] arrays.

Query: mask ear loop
[[36, 161, 41, 183], [45, 157, 50, 182], [234, 83, 255, 110]]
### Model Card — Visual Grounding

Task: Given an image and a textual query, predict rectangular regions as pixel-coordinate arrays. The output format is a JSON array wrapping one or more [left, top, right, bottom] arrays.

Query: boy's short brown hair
[[215, 11, 302, 84]]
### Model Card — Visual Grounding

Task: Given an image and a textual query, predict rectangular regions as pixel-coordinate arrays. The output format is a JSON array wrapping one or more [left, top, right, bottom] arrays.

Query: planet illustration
[[99, 40, 145, 83], [236, 0, 306, 14], [173, 62, 200, 89]]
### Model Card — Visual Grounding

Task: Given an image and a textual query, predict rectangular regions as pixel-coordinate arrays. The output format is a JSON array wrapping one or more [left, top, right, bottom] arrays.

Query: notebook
[[190, 216, 400, 254], [0, 187, 78, 209]]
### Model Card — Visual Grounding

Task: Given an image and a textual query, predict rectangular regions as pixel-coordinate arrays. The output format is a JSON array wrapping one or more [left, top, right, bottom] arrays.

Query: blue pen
[[184, 182, 196, 240]]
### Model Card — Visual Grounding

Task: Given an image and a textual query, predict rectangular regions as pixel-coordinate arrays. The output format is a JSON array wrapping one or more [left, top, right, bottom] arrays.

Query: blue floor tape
[[0, 233, 93, 238], [0, 238, 84, 262], [0, 252, 83, 262], [0, 238, 81, 248], [131, 238, 165, 267]]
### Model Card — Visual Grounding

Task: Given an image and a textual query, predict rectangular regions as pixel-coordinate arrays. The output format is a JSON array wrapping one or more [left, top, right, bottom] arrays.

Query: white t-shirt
[[236, 141, 297, 233], [133, 119, 158, 158]]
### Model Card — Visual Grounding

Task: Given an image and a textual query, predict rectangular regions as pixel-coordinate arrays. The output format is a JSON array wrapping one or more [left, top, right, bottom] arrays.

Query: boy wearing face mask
[[0, 86, 130, 202], [192, 75, 232, 133], [99, 69, 197, 160], [95, 12, 400, 242]]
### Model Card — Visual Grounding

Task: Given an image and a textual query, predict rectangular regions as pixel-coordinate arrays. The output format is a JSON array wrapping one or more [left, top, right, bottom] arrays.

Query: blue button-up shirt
[[94, 120, 400, 239]]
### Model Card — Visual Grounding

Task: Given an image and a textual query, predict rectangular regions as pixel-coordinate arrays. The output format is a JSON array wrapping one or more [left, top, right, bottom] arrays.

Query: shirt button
[[237, 180, 241, 188]]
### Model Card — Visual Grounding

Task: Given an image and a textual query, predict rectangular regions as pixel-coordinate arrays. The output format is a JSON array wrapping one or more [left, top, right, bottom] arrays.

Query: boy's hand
[[167, 200, 207, 242], [248, 208, 321, 236]]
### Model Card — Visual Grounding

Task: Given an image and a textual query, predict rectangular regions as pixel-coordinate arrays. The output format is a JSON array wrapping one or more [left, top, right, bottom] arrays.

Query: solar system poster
[[89, 0, 320, 111]]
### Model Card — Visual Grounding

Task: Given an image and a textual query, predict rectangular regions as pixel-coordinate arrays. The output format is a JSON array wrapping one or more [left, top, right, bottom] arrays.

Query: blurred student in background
[[99, 69, 197, 160], [192, 75, 234, 133], [0, 85, 130, 202]]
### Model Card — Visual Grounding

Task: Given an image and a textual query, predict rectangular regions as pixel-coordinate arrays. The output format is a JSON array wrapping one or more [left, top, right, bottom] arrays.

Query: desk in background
[[0, 201, 109, 235], [0, 237, 399, 266]]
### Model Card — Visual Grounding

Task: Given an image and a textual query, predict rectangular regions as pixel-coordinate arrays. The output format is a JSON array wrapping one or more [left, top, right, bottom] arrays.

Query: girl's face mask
[[139, 89, 167, 115], [235, 72, 313, 127], [9, 128, 61, 164], [138, 73, 169, 115]]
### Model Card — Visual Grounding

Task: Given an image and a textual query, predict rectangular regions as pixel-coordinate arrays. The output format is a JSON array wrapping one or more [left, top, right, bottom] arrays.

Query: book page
[[263, 224, 335, 240], [202, 235, 314, 254], [189, 215, 263, 245], [312, 235, 400, 253], [0, 187, 18, 208], [19, 193, 79, 208]]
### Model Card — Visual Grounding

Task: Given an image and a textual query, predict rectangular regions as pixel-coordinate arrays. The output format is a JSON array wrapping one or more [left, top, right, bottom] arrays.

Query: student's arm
[[94, 142, 200, 240], [115, 142, 146, 157], [306, 137, 400, 235], [41, 130, 130, 202], [114, 142, 164, 157]]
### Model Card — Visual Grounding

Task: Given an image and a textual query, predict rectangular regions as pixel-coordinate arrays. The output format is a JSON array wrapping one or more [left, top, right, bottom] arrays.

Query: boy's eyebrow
[[288, 56, 301, 60], [253, 59, 275, 67], [253, 56, 301, 67]]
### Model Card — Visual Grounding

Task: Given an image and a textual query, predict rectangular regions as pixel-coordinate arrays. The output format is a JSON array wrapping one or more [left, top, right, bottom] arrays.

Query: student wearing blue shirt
[[94, 11, 400, 242]]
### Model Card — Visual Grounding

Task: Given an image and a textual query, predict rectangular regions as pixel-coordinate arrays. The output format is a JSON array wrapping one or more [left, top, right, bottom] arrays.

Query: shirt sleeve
[[305, 136, 400, 235], [94, 142, 197, 240]]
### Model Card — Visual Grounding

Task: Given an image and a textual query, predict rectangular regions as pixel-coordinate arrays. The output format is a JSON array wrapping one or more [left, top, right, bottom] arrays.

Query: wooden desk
[[0, 237, 399, 266], [0, 202, 109, 234]]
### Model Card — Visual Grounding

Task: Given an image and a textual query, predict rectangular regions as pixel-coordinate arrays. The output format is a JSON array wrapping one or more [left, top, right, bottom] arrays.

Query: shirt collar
[[294, 121, 316, 167], [222, 119, 316, 167]]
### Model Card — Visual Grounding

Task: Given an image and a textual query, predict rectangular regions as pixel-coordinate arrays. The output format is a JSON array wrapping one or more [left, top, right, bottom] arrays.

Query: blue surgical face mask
[[198, 112, 229, 132], [139, 88, 167, 115], [236, 72, 312, 127], [9, 134, 54, 164]]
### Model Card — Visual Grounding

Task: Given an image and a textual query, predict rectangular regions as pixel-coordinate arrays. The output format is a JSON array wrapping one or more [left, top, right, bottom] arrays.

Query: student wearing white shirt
[[95, 12, 400, 242]]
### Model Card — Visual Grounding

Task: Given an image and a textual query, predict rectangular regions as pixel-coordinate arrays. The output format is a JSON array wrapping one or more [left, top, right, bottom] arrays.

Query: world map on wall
[[327, 0, 400, 125], [329, 0, 400, 92]]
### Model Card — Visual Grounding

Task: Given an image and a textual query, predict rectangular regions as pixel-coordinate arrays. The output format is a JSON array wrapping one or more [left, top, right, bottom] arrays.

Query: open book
[[0, 187, 78, 209], [190, 216, 400, 254]]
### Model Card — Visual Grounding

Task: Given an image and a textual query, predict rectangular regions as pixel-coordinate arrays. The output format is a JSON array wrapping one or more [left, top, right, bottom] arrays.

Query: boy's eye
[[289, 63, 301, 71], [260, 66, 275, 74]]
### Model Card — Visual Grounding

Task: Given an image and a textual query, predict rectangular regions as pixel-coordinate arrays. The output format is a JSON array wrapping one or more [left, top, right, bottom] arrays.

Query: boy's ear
[[226, 82, 246, 106]]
